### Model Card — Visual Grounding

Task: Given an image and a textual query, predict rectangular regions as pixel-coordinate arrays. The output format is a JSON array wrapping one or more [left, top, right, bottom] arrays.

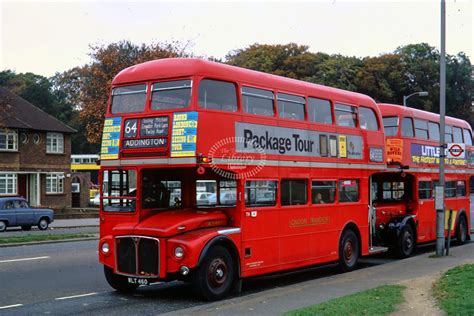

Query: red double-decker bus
[[98, 58, 392, 300], [374, 103, 471, 257]]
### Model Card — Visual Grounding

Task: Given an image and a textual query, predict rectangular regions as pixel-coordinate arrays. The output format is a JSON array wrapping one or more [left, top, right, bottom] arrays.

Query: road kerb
[[0, 236, 99, 248]]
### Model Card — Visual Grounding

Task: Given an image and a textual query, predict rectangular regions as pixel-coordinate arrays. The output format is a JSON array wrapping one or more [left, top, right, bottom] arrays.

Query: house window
[[46, 133, 64, 154], [0, 173, 17, 195], [46, 174, 64, 194], [0, 129, 18, 151]]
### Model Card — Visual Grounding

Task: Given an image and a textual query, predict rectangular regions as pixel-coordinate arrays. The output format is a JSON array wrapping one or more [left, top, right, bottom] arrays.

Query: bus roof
[[112, 58, 376, 107], [378, 103, 471, 131]]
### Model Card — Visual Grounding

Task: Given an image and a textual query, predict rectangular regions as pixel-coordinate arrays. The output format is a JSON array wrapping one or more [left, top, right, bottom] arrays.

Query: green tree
[[0, 70, 74, 122], [355, 54, 406, 103], [54, 40, 188, 144]]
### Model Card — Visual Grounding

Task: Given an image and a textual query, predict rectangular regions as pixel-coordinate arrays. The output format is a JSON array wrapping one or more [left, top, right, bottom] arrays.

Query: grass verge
[[283, 284, 405, 316], [0, 233, 97, 244], [433, 264, 474, 315]]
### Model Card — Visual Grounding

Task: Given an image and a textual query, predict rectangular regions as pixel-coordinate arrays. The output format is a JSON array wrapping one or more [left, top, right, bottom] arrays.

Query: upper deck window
[[359, 107, 379, 131], [277, 93, 305, 120], [401, 117, 414, 137], [453, 127, 463, 143], [242, 87, 274, 116], [382, 116, 398, 136], [151, 80, 192, 110], [463, 129, 472, 145], [308, 98, 332, 124], [428, 122, 440, 141], [198, 79, 237, 112], [335, 104, 357, 128], [414, 119, 429, 140], [445, 126, 453, 142], [111, 84, 147, 114]]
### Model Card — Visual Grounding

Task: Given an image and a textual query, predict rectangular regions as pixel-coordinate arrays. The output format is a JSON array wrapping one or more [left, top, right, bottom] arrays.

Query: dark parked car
[[0, 197, 54, 232]]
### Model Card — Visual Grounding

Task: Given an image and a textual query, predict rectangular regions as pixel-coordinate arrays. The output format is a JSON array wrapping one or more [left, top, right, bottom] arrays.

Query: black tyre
[[38, 218, 49, 230], [339, 229, 360, 272], [396, 225, 415, 258], [455, 215, 468, 245], [103, 266, 139, 293], [0, 221, 6, 232], [22, 225, 32, 231], [192, 246, 234, 301]]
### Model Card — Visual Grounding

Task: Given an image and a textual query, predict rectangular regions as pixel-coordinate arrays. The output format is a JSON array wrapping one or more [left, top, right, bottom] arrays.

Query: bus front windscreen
[[111, 84, 147, 114], [102, 169, 137, 212]]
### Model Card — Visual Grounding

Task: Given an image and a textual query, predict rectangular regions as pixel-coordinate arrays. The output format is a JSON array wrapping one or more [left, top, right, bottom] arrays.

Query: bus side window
[[456, 181, 466, 197], [359, 107, 379, 131], [339, 180, 359, 202], [281, 179, 307, 206], [414, 119, 429, 140], [245, 180, 277, 207], [198, 79, 237, 112], [308, 97, 332, 124], [453, 127, 463, 143], [335, 104, 357, 128], [242, 87, 275, 117], [277, 93, 305, 121], [418, 181, 432, 199], [445, 126, 453, 143], [312, 181, 336, 204], [401, 117, 414, 137], [463, 129, 472, 145]]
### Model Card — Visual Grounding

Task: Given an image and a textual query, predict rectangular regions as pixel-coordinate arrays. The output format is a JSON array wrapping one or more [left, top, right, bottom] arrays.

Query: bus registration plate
[[127, 277, 149, 286]]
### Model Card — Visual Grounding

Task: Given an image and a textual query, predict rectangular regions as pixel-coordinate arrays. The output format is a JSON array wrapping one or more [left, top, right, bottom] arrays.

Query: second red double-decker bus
[[374, 103, 471, 257]]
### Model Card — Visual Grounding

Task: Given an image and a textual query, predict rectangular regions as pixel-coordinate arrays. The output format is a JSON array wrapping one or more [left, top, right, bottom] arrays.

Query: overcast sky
[[1, 0, 472, 77]]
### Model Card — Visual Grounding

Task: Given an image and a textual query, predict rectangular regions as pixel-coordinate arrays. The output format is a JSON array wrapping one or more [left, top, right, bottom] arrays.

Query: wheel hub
[[344, 241, 354, 262], [404, 231, 413, 251], [207, 258, 227, 288]]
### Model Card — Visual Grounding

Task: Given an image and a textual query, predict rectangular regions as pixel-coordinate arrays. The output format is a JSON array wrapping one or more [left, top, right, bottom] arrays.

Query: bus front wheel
[[396, 225, 415, 258], [338, 229, 360, 272], [456, 215, 468, 245], [192, 245, 234, 301], [104, 266, 139, 293]]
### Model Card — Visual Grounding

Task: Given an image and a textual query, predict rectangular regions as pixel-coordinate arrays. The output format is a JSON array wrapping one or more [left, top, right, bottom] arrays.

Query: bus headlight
[[174, 246, 184, 259], [101, 242, 110, 254]]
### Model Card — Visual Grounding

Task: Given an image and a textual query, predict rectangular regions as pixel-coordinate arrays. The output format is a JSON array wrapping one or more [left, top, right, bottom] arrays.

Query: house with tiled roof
[[0, 87, 76, 209]]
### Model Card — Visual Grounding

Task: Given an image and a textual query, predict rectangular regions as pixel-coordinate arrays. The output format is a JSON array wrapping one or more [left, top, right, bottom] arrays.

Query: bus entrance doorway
[[369, 172, 416, 255]]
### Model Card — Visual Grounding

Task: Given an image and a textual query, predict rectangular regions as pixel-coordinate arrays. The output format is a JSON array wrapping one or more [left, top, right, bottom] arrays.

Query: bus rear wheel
[[104, 266, 139, 293], [396, 225, 415, 258], [192, 246, 234, 301], [339, 229, 359, 272], [455, 215, 468, 245]]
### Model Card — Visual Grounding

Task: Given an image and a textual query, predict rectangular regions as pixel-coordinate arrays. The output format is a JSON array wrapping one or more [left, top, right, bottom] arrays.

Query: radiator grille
[[115, 236, 159, 277]]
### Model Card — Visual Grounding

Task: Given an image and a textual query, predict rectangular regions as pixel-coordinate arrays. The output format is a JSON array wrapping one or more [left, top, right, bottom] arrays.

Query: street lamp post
[[403, 91, 429, 106], [436, 0, 447, 257]]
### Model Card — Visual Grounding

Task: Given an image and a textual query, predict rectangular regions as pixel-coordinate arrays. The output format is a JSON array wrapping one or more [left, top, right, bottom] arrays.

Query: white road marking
[[55, 292, 98, 300], [0, 256, 50, 264], [0, 304, 23, 310]]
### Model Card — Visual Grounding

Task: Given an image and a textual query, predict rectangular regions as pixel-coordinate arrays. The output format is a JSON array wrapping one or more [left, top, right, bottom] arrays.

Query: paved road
[[0, 240, 393, 315], [1, 237, 472, 315]]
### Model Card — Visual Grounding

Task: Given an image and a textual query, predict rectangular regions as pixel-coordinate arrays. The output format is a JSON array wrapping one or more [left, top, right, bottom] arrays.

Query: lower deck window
[[281, 179, 307, 206], [312, 181, 336, 204], [339, 180, 359, 202], [103, 169, 137, 212], [418, 181, 432, 199], [245, 180, 277, 206], [196, 180, 237, 207]]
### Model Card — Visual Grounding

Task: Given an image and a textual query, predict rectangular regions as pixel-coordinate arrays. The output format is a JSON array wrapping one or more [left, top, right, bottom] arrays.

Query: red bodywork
[[377, 103, 472, 244], [99, 58, 387, 282]]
